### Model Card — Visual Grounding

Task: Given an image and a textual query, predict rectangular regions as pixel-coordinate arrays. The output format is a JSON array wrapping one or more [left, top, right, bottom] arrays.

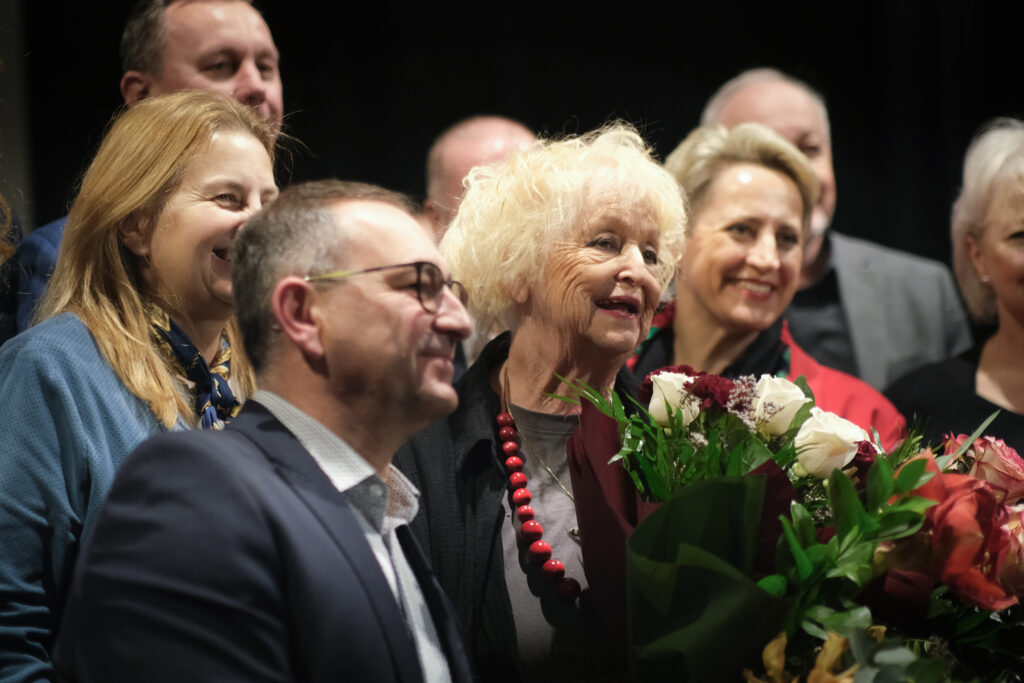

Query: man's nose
[[231, 60, 267, 109], [436, 286, 473, 341]]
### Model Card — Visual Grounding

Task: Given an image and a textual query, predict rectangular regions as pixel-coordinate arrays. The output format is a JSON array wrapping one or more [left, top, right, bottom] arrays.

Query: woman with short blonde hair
[[0, 90, 277, 676], [632, 123, 903, 444]]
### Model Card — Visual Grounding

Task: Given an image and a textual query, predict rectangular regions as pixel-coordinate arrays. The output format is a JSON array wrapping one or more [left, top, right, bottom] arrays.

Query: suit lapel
[[228, 404, 425, 683], [397, 525, 475, 683]]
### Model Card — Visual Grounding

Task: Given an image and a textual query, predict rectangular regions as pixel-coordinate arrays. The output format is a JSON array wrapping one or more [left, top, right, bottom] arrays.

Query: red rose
[[849, 440, 878, 489], [902, 455, 1016, 610], [944, 434, 1024, 505], [689, 373, 736, 412]]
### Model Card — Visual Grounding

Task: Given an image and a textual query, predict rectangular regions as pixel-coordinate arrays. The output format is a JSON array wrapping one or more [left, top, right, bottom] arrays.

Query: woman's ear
[[509, 279, 529, 305], [119, 218, 150, 257], [966, 231, 988, 284]]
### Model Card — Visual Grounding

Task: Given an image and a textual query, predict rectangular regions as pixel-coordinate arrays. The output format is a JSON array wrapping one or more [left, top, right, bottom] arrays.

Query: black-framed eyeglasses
[[304, 261, 468, 314]]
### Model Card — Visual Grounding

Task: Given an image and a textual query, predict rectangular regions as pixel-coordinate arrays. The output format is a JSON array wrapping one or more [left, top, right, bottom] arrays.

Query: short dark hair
[[231, 180, 416, 372], [120, 0, 257, 75]]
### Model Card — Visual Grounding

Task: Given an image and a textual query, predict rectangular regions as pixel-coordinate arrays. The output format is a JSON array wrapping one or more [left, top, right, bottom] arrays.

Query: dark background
[[17, 1, 1024, 266]]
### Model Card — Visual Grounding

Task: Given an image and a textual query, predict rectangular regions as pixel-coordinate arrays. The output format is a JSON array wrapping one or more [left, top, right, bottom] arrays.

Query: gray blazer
[[790, 231, 972, 391]]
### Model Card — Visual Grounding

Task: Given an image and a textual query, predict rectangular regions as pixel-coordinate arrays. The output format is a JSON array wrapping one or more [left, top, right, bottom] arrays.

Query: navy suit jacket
[[52, 402, 473, 683], [8, 216, 64, 336]]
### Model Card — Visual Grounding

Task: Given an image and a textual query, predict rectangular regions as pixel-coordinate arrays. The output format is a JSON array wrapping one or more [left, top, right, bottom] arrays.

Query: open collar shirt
[[254, 390, 451, 683]]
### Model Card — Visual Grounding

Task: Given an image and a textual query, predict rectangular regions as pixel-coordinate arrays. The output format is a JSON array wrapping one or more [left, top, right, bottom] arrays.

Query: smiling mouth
[[735, 281, 774, 295], [596, 298, 640, 315]]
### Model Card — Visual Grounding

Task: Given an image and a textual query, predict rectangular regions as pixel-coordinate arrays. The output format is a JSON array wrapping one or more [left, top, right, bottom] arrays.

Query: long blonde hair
[[38, 91, 274, 427]]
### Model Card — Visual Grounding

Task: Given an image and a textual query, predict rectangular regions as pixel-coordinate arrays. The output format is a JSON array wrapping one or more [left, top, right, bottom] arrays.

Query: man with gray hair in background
[[701, 67, 971, 390], [4, 0, 284, 343]]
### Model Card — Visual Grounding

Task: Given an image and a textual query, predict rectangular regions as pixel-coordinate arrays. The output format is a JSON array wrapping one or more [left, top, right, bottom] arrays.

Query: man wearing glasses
[[53, 181, 474, 682]]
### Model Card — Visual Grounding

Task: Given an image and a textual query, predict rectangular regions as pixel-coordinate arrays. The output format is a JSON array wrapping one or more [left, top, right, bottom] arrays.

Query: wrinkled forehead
[[574, 163, 660, 237]]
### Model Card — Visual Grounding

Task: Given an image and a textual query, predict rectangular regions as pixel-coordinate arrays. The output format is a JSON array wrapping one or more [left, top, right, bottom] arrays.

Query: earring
[[980, 275, 992, 285]]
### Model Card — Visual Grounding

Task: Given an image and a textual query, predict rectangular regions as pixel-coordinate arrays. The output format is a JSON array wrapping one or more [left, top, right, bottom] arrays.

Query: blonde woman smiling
[[0, 90, 276, 677]]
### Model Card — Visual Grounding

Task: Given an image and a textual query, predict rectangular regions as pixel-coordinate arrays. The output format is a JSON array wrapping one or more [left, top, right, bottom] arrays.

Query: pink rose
[[1000, 504, 1024, 597], [945, 434, 1024, 504]]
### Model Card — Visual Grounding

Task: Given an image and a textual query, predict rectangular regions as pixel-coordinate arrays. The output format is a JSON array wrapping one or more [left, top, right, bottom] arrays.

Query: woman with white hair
[[886, 118, 1024, 449], [395, 123, 687, 682], [632, 123, 904, 442]]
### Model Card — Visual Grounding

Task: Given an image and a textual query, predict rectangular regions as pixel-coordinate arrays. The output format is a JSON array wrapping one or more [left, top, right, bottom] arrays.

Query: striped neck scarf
[[148, 305, 241, 429]]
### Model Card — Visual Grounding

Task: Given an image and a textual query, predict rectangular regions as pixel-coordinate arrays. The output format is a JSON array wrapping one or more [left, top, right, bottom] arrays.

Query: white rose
[[648, 371, 699, 428], [754, 375, 811, 436], [793, 407, 870, 479]]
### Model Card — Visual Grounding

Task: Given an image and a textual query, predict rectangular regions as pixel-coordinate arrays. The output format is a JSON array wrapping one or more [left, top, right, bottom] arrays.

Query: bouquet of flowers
[[563, 366, 1024, 682]]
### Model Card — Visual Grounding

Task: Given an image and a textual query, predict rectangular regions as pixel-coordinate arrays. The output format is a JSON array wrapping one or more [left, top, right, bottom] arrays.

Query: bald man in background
[[424, 116, 536, 238], [702, 68, 971, 390], [423, 116, 536, 378]]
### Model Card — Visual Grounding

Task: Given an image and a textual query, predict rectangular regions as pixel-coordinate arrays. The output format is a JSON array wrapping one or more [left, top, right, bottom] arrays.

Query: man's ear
[[421, 199, 446, 241], [120, 70, 152, 107], [272, 277, 325, 359]]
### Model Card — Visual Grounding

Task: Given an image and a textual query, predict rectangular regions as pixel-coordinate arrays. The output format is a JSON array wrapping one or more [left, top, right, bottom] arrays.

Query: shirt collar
[[253, 390, 419, 531]]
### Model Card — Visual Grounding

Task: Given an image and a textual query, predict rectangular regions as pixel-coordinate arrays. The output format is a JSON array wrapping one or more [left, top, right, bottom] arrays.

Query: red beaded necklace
[[496, 404, 583, 604]]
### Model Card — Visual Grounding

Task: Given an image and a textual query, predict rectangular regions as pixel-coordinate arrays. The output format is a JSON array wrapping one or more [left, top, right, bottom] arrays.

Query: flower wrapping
[[626, 477, 790, 682]]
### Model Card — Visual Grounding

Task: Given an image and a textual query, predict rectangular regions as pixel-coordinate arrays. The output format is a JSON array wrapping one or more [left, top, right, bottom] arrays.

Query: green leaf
[[800, 619, 829, 641], [946, 410, 1001, 464], [818, 605, 872, 635], [757, 574, 788, 596], [886, 495, 938, 516], [873, 510, 928, 541], [829, 469, 870, 539], [956, 609, 993, 635], [828, 540, 875, 586], [739, 439, 773, 475], [893, 457, 934, 494], [780, 516, 813, 581], [865, 457, 895, 513], [609, 391, 628, 423], [873, 647, 918, 666], [792, 374, 815, 402], [791, 502, 817, 548]]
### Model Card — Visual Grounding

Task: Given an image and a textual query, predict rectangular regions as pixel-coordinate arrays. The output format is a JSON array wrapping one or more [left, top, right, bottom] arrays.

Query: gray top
[[501, 404, 621, 681]]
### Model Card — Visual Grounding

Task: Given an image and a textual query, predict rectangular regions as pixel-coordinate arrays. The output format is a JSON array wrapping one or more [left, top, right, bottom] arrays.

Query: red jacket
[[782, 323, 906, 448]]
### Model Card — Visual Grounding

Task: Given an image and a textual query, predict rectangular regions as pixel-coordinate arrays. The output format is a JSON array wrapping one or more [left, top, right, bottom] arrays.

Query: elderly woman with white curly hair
[[394, 123, 686, 681], [886, 118, 1024, 449]]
